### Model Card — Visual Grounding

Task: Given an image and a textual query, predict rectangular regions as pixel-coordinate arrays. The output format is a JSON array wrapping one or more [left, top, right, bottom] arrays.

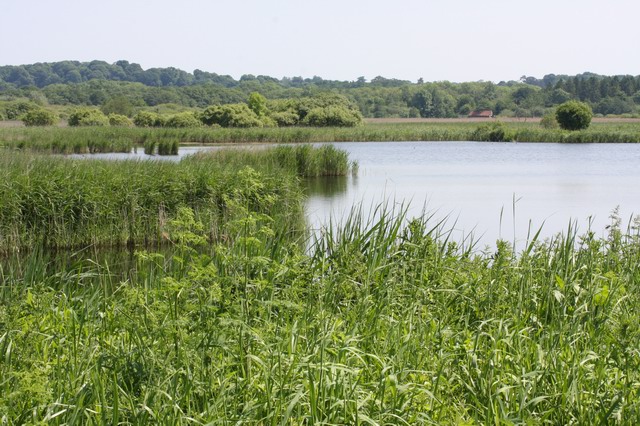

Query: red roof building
[[468, 109, 494, 118]]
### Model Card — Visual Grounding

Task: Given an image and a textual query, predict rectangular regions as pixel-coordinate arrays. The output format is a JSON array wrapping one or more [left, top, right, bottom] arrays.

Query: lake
[[73, 141, 640, 249], [304, 141, 640, 249]]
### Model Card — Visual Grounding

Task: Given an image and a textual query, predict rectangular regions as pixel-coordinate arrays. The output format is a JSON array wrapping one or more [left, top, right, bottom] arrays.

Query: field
[[1, 144, 640, 424]]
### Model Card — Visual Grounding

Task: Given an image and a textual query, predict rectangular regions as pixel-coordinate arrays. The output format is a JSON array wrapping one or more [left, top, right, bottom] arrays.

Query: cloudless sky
[[2, 0, 639, 82]]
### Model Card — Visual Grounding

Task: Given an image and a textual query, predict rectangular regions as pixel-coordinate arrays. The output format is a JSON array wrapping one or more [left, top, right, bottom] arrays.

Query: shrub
[[302, 106, 363, 127], [4, 101, 40, 120], [22, 108, 58, 126], [270, 110, 299, 127], [133, 111, 165, 127], [108, 113, 134, 127], [471, 122, 511, 142], [555, 101, 592, 131], [165, 112, 201, 128], [540, 113, 559, 129], [68, 108, 109, 126], [201, 104, 263, 128]]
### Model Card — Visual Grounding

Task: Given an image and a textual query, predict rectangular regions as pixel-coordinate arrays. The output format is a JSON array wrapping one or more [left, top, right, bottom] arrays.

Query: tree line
[[1, 60, 639, 119]]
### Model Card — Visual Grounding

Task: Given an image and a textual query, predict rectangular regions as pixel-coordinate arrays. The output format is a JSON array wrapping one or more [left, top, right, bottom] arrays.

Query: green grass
[[1, 204, 639, 424], [1, 121, 640, 155]]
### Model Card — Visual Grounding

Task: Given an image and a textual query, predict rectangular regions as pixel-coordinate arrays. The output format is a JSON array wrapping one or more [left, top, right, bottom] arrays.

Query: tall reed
[[1, 205, 639, 423]]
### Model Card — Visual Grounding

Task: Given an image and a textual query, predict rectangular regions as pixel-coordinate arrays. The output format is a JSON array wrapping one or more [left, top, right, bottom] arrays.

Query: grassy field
[[1, 120, 640, 155]]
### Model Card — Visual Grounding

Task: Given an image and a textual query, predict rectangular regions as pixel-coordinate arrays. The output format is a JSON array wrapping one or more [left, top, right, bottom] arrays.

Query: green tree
[[101, 96, 134, 117], [247, 92, 268, 117], [302, 106, 362, 127], [22, 108, 58, 126], [555, 100, 592, 131], [201, 104, 262, 128], [108, 113, 133, 127], [133, 111, 165, 127], [165, 112, 202, 128], [68, 108, 109, 126]]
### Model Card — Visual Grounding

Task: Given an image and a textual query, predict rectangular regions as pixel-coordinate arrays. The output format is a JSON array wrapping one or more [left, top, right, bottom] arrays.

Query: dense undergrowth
[[1, 121, 640, 155], [1, 203, 639, 424]]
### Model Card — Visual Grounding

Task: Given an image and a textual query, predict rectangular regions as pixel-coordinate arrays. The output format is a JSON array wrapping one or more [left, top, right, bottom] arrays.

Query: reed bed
[[1, 121, 640, 155], [0, 144, 354, 252], [1, 204, 639, 424]]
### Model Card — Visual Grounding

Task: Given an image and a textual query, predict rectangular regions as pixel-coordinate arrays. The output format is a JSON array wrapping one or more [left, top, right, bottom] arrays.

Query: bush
[[555, 101, 592, 131], [540, 113, 559, 129], [165, 112, 201, 128], [270, 110, 299, 127], [201, 104, 263, 128], [4, 101, 40, 120], [302, 106, 363, 127], [133, 111, 165, 127], [22, 108, 58, 126], [68, 108, 109, 126], [108, 113, 133, 127], [471, 122, 511, 142]]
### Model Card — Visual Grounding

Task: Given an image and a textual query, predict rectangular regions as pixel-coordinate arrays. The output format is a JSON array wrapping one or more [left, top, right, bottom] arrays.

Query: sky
[[1, 0, 639, 83]]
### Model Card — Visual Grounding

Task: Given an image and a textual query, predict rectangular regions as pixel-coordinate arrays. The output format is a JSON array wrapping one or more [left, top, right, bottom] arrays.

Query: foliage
[[201, 103, 263, 128], [247, 92, 268, 117], [132, 110, 165, 127], [302, 105, 363, 127], [164, 111, 201, 128], [2, 100, 41, 120], [2, 60, 640, 120], [67, 108, 109, 126], [540, 112, 560, 129], [101, 95, 135, 117], [470, 121, 511, 141], [2, 202, 640, 423], [107, 113, 133, 127], [21, 108, 57, 126], [555, 100, 593, 131]]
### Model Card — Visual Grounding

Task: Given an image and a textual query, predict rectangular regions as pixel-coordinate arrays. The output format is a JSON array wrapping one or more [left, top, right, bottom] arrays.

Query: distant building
[[468, 109, 494, 118]]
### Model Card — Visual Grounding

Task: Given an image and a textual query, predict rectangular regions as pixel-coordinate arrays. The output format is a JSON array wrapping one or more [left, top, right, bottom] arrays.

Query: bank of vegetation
[[0, 145, 353, 252], [2, 191, 639, 423], [2, 60, 640, 123], [2, 119, 640, 155]]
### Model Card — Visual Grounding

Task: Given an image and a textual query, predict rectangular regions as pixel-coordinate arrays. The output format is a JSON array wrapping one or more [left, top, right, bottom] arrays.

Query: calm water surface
[[73, 141, 640, 248], [305, 141, 640, 248]]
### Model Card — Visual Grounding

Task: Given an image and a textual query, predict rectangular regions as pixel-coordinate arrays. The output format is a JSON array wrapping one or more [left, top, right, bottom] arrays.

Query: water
[[304, 141, 640, 248], [71, 141, 640, 249]]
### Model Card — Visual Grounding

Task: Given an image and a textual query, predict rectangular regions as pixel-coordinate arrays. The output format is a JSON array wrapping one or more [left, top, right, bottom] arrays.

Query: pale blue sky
[[2, 0, 638, 82]]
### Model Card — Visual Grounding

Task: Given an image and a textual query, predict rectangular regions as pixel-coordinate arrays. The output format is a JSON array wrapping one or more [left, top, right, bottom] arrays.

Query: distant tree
[[3, 101, 40, 120], [302, 106, 362, 127], [247, 92, 268, 117], [101, 96, 134, 117], [594, 97, 633, 116], [133, 111, 165, 127], [108, 113, 133, 127], [540, 113, 559, 129], [165, 112, 201, 128], [201, 104, 263, 128], [555, 101, 592, 130], [547, 88, 572, 106], [68, 108, 109, 126], [22, 108, 58, 126]]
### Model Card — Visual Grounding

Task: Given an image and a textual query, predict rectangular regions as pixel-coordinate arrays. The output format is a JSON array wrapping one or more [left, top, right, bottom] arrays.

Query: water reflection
[[303, 175, 349, 198]]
